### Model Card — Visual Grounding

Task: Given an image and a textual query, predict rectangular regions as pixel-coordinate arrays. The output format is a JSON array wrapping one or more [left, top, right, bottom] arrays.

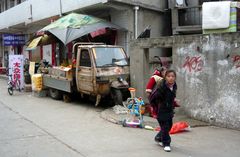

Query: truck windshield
[[94, 47, 128, 67]]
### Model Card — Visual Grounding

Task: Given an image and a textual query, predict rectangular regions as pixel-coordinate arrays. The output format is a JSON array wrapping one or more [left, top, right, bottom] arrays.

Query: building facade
[[0, 0, 170, 68]]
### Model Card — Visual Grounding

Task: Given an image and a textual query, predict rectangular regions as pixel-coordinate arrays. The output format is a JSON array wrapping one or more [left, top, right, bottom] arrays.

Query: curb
[[100, 108, 160, 127], [100, 108, 209, 128], [0, 75, 8, 80], [100, 109, 123, 125]]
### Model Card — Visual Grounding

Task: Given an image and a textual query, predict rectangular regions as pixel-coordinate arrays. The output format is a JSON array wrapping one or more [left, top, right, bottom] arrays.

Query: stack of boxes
[[49, 67, 73, 80], [31, 74, 43, 92], [31, 74, 48, 97]]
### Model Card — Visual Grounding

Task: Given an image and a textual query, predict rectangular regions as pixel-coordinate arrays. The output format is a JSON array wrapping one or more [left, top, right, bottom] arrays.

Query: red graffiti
[[13, 62, 21, 80], [232, 55, 240, 68], [183, 56, 204, 72]]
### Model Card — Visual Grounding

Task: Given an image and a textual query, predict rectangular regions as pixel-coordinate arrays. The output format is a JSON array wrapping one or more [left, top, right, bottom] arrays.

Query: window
[[4, 0, 8, 10], [80, 50, 91, 67], [94, 47, 128, 67], [10, 0, 15, 8]]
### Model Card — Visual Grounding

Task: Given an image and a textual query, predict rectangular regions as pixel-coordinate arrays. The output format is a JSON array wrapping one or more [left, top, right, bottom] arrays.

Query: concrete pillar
[[142, 48, 150, 100], [130, 45, 149, 100], [171, 9, 179, 35]]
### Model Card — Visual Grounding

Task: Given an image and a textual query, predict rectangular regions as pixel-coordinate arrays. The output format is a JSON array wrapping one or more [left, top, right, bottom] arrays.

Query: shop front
[[26, 13, 123, 71], [0, 34, 26, 74]]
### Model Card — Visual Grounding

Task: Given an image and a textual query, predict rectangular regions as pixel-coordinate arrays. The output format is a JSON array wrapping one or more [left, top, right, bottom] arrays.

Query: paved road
[[0, 79, 240, 157]]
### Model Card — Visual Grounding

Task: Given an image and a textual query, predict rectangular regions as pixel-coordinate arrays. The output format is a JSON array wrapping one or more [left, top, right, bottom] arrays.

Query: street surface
[[0, 79, 240, 157]]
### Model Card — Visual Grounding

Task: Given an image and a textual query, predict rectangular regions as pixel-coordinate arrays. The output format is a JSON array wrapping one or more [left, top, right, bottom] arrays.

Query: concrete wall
[[110, 5, 170, 55], [110, 7, 133, 56], [173, 33, 240, 130], [130, 37, 173, 100], [130, 33, 240, 130], [112, 0, 167, 10]]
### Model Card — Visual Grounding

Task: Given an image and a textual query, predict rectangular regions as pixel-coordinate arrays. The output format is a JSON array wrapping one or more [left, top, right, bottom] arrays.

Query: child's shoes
[[159, 142, 163, 147], [164, 146, 171, 152]]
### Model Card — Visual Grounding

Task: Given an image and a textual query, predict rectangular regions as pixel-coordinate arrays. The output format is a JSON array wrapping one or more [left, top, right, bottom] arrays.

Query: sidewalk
[[0, 74, 7, 80], [100, 106, 209, 128]]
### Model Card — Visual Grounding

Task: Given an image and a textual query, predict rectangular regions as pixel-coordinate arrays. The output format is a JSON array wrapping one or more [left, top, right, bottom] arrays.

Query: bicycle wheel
[[8, 83, 13, 95], [16, 80, 21, 92]]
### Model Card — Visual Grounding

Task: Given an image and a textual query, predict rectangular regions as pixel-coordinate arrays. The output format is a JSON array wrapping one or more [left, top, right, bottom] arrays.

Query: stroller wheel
[[122, 119, 127, 127], [139, 123, 144, 128]]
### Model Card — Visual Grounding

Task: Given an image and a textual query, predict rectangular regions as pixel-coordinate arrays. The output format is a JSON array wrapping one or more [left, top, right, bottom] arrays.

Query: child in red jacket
[[146, 69, 164, 95], [146, 68, 165, 118]]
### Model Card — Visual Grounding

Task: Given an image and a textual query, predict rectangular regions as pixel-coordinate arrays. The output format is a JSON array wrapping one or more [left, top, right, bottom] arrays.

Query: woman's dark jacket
[[149, 80, 177, 121]]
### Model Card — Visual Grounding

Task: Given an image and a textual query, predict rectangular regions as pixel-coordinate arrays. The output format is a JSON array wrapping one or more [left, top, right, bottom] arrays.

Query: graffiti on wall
[[232, 55, 240, 68], [183, 56, 204, 73]]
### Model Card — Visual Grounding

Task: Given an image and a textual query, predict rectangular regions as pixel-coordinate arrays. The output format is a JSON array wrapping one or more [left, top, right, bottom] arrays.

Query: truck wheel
[[122, 119, 127, 127], [63, 94, 72, 103], [8, 86, 13, 96], [122, 89, 131, 101], [49, 88, 62, 100], [112, 89, 123, 106]]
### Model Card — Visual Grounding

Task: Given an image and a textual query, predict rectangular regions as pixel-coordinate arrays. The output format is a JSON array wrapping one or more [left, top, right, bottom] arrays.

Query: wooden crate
[[24, 84, 32, 92]]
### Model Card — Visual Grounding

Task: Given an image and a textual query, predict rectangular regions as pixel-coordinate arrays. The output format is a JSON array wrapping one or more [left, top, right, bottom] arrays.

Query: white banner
[[43, 44, 52, 65], [9, 55, 24, 89]]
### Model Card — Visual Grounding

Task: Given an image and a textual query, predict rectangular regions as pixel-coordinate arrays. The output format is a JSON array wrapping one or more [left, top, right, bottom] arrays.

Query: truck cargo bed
[[43, 74, 72, 93]]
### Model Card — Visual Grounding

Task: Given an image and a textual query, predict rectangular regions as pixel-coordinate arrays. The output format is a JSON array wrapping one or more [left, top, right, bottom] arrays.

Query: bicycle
[[7, 68, 21, 95]]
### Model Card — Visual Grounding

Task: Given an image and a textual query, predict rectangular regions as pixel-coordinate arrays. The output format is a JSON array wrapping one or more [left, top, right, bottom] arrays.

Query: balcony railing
[[178, 6, 202, 26], [172, 6, 202, 34]]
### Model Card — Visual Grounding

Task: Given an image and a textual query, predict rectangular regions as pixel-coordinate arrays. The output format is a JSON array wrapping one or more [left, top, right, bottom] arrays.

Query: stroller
[[122, 88, 145, 128]]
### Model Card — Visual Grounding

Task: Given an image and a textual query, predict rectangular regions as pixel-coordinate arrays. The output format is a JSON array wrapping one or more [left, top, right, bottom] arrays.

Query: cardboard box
[[50, 67, 72, 80]]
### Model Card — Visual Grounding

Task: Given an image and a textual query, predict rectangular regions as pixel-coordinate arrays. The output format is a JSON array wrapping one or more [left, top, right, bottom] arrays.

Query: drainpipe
[[59, 0, 63, 17], [133, 6, 139, 39]]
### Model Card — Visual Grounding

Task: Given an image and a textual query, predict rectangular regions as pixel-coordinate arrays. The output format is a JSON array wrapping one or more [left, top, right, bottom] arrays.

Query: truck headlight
[[118, 77, 124, 82]]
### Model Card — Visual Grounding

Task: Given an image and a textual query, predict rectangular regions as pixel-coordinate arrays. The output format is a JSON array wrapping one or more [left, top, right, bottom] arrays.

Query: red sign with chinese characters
[[9, 55, 24, 89]]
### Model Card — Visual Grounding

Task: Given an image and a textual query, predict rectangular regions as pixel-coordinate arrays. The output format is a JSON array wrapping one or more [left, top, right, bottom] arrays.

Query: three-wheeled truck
[[42, 43, 130, 106]]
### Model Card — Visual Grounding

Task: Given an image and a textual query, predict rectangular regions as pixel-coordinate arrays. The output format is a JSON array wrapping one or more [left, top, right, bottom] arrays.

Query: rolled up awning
[[26, 36, 43, 51]]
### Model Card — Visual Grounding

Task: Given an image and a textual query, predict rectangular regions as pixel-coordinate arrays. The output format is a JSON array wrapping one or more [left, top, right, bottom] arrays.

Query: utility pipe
[[59, 0, 63, 17], [133, 6, 139, 39]]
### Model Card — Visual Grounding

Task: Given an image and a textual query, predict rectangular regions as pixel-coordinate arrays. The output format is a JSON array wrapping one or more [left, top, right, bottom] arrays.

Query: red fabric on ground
[[155, 122, 189, 134]]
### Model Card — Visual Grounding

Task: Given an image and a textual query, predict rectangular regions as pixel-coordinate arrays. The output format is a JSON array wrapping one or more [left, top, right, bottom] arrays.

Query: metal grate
[[178, 6, 202, 26]]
